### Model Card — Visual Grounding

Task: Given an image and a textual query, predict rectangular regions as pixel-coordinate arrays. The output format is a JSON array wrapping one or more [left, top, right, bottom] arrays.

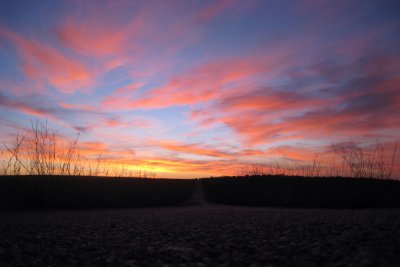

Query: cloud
[[56, 0, 212, 78], [218, 87, 332, 113], [118, 155, 251, 178], [78, 141, 115, 157], [0, 26, 94, 94], [102, 55, 275, 110], [58, 20, 128, 57], [155, 140, 232, 158], [196, 0, 259, 23], [187, 50, 400, 146], [56, 1, 143, 58], [153, 139, 267, 160], [0, 92, 131, 133], [0, 93, 54, 118], [196, 0, 234, 22], [102, 82, 145, 109]]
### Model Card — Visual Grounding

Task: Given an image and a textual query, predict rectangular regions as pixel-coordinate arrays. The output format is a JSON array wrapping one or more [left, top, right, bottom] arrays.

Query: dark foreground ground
[[1, 206, 400, 266]]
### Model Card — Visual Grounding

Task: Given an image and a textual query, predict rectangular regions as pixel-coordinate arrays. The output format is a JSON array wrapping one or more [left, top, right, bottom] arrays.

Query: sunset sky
[[0, 0, 399, 178]]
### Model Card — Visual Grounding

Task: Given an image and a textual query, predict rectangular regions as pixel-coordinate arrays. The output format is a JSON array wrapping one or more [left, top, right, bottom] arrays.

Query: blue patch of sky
[[0, 43, 21, 83]]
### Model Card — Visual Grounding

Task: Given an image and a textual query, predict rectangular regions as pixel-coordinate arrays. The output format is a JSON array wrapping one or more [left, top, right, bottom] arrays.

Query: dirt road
[[1, 205, 400, 266]]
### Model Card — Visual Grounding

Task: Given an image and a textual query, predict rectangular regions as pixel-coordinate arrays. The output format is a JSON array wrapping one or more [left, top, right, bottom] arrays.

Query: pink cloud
[[102, 55, 274, 110], [197, 0, 234, 22], [0, 26, 93, 93], [102, 82, 145, 108], [0, 93, 55, 120], [56, 1, 145, 59], [218, 89, 334, 113], [56, 0, 204, 72], [154, 139, 267, 159], [59, 102, 97, 112], [220, 89, 400, 146], [100, 117, 153, 129], [196, 0, 259, 23], [179, 38, 400, 147], [155, 140, 232, 158], [58, 20, 128, 57], [54, 0, 149, 57]]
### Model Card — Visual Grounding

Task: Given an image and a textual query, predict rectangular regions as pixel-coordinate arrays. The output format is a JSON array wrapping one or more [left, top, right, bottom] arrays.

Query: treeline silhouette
[[0, 175, 195, 209], [202, 175, 400, 208]]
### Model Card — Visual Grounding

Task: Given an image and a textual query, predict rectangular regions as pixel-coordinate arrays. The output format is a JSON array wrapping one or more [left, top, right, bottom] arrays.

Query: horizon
[[1, 0, 400, 178]]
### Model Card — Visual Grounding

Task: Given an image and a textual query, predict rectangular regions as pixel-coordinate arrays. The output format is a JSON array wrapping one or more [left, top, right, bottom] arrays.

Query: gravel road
[[1, 206, 400, 266]]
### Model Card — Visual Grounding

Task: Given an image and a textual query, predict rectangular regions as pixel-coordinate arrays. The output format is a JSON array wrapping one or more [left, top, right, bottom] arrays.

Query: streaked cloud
[[0, 26, 93, 93]]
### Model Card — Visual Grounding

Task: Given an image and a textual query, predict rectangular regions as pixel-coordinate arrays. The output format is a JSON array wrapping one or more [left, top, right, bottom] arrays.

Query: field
[[1, 206, 400, 266], [1, 175, 400, 209], [203, 175, 400, 208], [0, 175, 195, 209], [1, 175, 400, 265]]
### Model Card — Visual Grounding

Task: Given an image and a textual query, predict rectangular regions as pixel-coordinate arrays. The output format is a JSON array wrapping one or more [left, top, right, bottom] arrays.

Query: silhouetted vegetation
[[240, 140, 398, 179], [0, 175, 195, 209], [202, 175, 400, 208], [1, 120, 157, 177]]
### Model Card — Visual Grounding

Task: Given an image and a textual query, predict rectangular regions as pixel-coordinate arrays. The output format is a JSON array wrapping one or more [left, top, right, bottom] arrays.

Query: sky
[[0, 0, 399, 178]]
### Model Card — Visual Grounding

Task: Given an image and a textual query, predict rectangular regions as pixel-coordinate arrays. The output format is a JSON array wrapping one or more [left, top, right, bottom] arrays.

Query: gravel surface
[[1, 206, 400, 266]]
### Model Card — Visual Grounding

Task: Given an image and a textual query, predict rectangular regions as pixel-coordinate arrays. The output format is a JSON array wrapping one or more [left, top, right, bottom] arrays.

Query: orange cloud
[[123, 156, 250, 178], [266, 145, 322, 161], [79, 141, 109, 155]]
